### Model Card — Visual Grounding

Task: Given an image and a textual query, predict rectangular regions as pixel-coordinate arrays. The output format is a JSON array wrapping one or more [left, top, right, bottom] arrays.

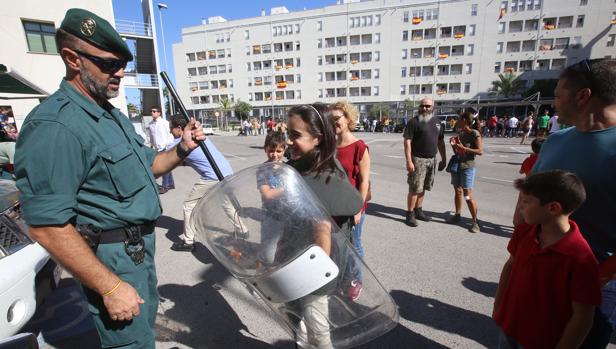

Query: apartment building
[[173, 0, 616, 119]]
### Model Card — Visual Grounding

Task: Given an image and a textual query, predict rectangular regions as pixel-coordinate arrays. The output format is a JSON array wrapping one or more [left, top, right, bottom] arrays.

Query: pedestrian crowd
[[8, 7, 616, 349]]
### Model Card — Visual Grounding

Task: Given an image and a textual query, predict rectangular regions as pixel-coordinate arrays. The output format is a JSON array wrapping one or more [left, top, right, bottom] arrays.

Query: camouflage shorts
[[407, 156, 437, 193]]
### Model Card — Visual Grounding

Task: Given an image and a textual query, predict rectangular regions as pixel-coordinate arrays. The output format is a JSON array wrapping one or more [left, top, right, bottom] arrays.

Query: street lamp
[[157, 3, 174, 114]]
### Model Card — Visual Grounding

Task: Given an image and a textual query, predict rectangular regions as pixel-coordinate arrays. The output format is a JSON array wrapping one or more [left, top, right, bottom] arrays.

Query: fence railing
[[115, 20, 152, 37], [123, 73, 159, 88]]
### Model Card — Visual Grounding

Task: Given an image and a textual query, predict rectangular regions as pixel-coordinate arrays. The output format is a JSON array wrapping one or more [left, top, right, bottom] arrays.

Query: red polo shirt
[[494, 221, 601, 349]]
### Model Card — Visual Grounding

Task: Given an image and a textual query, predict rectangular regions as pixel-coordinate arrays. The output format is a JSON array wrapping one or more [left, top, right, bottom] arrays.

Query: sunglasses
[[419, 104, 433, 108], [74, 50, 127, 73]]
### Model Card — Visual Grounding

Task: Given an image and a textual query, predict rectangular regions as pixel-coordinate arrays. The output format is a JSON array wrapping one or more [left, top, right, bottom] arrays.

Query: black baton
[[160, 71, 224, 181]]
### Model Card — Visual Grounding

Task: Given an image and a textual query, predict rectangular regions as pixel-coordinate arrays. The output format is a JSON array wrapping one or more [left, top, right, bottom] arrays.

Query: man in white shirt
[[548, 114, 561, 134], [507, 115, 519, 138], [148, 107, 174, 194]]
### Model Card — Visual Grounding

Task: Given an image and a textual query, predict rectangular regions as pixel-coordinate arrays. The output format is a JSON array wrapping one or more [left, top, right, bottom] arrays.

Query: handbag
[[445, 155, 460, 173], [352, 142, 372, 202]]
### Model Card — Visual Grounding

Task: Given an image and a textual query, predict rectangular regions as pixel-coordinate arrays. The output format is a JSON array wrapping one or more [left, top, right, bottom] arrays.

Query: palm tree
[[490, 72, 526, 98], [218, 98, 233, 131], [234, 100, 252, 121]]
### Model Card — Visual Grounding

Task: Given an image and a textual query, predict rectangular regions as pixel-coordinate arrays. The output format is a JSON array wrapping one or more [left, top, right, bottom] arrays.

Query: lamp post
[[412, 52, 419, 117], [157, 3, 174, 114]]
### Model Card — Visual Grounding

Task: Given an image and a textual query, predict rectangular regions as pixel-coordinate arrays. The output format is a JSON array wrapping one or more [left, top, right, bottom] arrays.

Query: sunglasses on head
[[74, 50, 127, 73]]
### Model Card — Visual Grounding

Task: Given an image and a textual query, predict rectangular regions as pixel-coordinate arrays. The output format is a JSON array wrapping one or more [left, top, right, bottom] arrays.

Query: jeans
[[580, 280, 616, 348], [162, 171, 174, 189], [352, 212, 366, 258]]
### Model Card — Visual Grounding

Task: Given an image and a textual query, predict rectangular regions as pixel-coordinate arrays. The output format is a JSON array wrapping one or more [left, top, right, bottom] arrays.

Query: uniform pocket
[[99, 143, 147, 199]]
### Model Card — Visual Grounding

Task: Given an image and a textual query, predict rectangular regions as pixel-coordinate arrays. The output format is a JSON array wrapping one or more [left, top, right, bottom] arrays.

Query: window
[[374, 68, 380, 79], [375, 33, 381, 44], [187, 53, 196, 61], [374, 51, 380, 62], [403, 10, 409, 22], [295, 24, 300, 33], [608, 34, 616, 47], [317, 39, 322, 48], [469, 24, 476, 36], [376, 14, 381, 25], [400, 85, 406, 95], [402, 49, 408, 59], [576, 15, 585, 28], [471, 4, 478, 16], [244, 30, 249, 39], [401, 67, 407, 77], [198, 67, 207, 75], [496, 42, 503, 53], [317, 21, 322, 31], [464, 82, 471, 93], [467, 44, 474, 56], [402, 31, 408, 41], [188, 68, 197, 76], [554, 37, 570, 49], [494, 62, 501, 73], [498, 22, 506, 34], [23, 20, 57, 53], [465, 64, 473, 74], [580, 0, 587, 5]]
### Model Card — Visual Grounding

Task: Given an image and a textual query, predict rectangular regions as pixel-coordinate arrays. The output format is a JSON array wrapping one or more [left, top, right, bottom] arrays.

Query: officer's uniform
[[15, 9, 161, 348]]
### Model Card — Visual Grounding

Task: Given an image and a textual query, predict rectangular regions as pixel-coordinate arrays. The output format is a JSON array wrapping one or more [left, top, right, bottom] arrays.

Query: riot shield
[[190, 162, 398, 349]]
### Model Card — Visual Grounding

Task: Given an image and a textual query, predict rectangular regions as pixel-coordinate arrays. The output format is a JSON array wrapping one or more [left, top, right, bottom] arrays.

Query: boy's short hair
[[170, 114, 187, 129], [264, 131, 286, 149], [514, 170, 586, 214], [531, 138, 545, 154]]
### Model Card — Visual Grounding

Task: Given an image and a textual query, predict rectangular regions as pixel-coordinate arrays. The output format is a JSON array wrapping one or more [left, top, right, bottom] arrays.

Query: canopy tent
[[0, 64, 48, 99]]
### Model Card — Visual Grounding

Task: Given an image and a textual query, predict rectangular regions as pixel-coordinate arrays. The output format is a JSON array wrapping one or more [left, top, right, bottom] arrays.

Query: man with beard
[[14, 9, 205, 348], [514, 58, 616, 348], [403, 97, 446, 226]]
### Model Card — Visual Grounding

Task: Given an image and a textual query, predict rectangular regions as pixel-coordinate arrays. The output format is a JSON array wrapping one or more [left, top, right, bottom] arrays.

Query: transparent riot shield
[[190, 163, 398, 349]]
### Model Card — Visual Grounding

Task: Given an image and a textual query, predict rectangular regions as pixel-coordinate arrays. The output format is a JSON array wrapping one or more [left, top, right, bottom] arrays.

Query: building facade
[[173, 0, 616, 119]]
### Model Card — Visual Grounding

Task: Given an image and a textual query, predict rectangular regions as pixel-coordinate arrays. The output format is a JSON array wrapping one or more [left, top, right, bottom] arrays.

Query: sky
[[113, 0, 335, 87]]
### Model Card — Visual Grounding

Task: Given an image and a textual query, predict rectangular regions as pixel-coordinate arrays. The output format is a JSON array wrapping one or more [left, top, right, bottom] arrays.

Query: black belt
[[98, 221, 156, 244]]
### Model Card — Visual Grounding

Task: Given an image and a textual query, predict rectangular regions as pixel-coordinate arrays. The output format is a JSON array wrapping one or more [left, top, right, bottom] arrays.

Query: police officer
[[14, 8, 205, 348]]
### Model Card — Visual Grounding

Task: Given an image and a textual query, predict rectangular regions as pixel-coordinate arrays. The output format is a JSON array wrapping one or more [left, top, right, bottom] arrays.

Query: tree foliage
[[490, 72, 526, 98], [369, 103, 390, 119], [233, 100, 252, 120]]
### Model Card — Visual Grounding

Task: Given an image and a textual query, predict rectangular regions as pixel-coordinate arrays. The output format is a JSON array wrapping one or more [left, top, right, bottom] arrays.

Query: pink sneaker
[[347, 279, 363, 301]]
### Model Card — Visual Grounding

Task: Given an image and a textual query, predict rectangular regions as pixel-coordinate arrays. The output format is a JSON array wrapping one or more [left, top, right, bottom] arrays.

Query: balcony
[[115, 20, 152, 37]]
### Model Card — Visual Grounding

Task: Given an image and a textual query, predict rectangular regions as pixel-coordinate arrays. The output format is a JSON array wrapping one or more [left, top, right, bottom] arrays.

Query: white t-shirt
[[549, 115, 561, 133], [148, 118, 172, 151], [508, 117, 519, 128]]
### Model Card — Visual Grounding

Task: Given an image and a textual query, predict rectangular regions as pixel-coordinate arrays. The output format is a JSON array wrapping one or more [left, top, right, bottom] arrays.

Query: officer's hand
[[406, 160, 415, 173], [181, 118, 206, 151], [438, 160, 446, 171], [103, 281, 144, 322]]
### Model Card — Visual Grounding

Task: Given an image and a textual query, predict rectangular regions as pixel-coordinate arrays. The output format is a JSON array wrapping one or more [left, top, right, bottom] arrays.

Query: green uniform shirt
[[15, 80, 161, 230], [539, 115, 550, 128]]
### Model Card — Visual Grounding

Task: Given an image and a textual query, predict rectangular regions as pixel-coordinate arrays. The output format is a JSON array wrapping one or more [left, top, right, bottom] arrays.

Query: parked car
[[437, 114, 458, 132], [203, 124, 214, 135], [0, 179, 59, 339]]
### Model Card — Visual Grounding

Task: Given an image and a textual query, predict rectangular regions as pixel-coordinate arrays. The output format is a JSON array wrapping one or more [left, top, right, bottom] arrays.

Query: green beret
[[60, 8, 133, 61]]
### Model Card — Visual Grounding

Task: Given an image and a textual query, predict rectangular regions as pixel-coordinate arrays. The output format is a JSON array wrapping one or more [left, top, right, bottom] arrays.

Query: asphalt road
[[31, 130, 615, 349]]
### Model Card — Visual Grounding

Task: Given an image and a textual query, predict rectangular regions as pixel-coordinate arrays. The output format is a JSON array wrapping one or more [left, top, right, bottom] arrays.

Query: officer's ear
[[61, 48, 82, 73]]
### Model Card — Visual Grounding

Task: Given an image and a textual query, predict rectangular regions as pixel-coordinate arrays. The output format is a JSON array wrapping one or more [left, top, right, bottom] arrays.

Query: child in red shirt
[[493, 170, 601, 349], [519, 138, 544, 176]]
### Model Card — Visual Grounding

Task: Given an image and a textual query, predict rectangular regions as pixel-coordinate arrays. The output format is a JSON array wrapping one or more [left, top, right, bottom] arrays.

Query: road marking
[[480, 176, 514, 183], [385, 155, 405, 159], [365, 139, 399, 145], [509, 147, 527, 154], [224, 153, 246, 160]]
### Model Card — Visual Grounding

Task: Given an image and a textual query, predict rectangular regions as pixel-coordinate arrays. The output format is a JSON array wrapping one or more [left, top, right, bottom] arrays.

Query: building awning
[[0, 64, 48, 99]]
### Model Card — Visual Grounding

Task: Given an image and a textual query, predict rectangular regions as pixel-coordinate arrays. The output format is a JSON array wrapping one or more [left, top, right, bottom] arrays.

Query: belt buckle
[[124, 226, 145, 265]]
